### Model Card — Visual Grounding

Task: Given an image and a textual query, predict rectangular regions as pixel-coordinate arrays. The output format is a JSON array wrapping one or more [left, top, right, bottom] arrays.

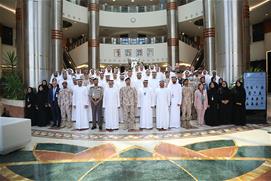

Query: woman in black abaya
[[232, 80, 246, 125], [35, 85, 48, 127], [25, 87, 37, 126], [205, 82, 220, 126], [218, 81, 232, 124]]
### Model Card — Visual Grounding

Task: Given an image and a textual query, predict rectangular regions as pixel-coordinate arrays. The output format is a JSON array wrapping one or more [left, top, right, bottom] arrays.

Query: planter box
[[1, 98, 25, 118]]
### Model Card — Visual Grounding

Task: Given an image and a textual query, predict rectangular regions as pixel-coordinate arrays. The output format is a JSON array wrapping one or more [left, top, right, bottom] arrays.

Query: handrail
[[63, 49, 76, 69]]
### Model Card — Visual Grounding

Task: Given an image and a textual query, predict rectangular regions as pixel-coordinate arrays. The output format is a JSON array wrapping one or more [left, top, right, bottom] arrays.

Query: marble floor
[[0, 123, 271, 181]]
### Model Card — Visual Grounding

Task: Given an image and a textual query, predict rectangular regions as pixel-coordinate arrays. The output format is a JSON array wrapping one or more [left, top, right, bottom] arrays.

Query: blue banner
[[243, 72, 266, 110]]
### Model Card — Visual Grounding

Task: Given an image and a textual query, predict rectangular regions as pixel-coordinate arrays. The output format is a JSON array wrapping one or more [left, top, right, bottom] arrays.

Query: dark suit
[[48, 86, 61, 127]]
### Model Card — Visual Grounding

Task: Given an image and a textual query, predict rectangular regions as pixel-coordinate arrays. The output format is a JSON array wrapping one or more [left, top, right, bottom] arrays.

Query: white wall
[[179, 41, 198, 63], [69, 41, 198, 66], [63, 0, 203, 27], [178, 0, 203, 22], [69, 42, 88, 66], [63, 0, 88, 23], [99, 43, 168, 64], [100, 10, 167, 28], [250, 41, 265, 61]]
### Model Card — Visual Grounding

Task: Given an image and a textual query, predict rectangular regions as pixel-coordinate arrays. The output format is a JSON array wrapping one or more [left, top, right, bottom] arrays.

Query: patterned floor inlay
[[0, 140, 270, 180], [31, 123, 271, 141]]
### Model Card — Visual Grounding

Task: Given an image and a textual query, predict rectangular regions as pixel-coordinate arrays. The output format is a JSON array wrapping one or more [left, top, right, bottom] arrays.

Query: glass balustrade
[[66, 35, 199, 51], [65, 0, 196, 13]]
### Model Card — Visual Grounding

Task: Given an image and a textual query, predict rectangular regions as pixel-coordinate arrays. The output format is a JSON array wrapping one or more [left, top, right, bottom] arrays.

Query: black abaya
[[25, 92, 37, 126], [219, 87, 232, 124], [36, 91, 48, 127], [232, 86, 246, 125], [205, 88, 220, 126]]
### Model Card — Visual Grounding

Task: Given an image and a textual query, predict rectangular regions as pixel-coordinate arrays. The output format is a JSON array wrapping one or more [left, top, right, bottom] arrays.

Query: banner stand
[[243, 72, 267, 124]]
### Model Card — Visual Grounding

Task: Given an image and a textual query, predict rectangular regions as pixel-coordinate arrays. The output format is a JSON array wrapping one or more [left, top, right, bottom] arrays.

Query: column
[[264, 19, 271, 52], [88, 0, 99, 69], [242, 0, 250, 71], [51, 0, 63, 72], [24, 0, 51, 88], [0, 34, 2, 78], [203, 0, 215, 73], [166, 0, 179, 69], [214, 0, 243, 84], [16, 0, 25, 78]]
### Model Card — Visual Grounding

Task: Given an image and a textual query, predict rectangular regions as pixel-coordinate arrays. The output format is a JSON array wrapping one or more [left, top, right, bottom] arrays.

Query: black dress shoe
[[91, 126, 97, 130]]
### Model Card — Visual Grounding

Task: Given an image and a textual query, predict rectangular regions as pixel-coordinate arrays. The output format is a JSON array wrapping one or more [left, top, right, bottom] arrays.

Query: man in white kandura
[[138, 79, 154, 129], [103, 79, 120, 131], [168, 76, 183, 128], [154, 80, 171, 130], [72, 78, 89, 130]]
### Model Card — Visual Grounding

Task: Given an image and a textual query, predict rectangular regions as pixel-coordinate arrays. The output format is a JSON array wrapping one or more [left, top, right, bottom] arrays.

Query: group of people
[[25, 64, 247, 132]]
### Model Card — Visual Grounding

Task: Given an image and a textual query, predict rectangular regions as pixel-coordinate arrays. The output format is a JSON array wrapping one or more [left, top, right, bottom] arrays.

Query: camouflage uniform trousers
[[182, 102, 192, 129], [60, 104, 72, 128], [123, 105, 136, 130]]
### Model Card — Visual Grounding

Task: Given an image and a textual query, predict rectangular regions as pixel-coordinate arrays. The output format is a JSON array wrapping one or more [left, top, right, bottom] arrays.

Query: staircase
[[191, 49, 204, 69], [63, 50, 76, 70]]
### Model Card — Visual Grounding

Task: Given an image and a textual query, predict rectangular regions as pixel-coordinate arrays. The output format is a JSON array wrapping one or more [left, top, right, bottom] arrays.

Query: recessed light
[[131, 0, 134, 2], [182, 32, 185, 35], [265, 13, 269, 16]]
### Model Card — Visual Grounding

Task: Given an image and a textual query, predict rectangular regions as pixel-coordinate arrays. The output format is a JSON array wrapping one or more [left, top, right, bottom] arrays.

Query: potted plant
[[1, 51, 25, 118]]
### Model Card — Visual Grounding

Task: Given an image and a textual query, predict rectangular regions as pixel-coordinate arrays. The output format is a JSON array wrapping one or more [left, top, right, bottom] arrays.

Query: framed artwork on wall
[[114, 49, 121, 57], [147, 48, 154, 57]]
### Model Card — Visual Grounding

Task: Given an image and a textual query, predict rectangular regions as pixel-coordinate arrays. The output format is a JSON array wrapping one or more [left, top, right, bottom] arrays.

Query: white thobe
[[155, 87, 171, 129], [133, 79, 143, 117], [98, 79, 107, 88], [72, 86, 89, 129], [86, 85, 93, 123], [71, 85, 78, 121], [115, 80, 126, 123], [138, 87, 154, 129], [149, 78, 159, 89], [103, 86, 120, 129], [168, 83, 183, 128]]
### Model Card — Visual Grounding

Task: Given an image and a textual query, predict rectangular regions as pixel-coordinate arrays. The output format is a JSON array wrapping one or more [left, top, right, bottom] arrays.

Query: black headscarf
[[25, 87, 36, 106]]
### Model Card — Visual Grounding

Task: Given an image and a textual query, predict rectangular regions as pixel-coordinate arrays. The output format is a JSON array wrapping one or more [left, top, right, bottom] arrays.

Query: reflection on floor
[[0, 126, 271, 180]]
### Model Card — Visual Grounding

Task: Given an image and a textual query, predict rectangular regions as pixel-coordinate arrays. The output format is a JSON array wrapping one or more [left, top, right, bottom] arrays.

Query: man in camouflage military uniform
[[181, 79, 194, 129], [89, 78, 104, 130], [120, 77, 138, 132], [58, 81, 73, 128]]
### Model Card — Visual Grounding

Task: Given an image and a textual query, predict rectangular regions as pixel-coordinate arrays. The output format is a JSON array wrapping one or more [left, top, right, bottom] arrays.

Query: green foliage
[[3, 51, 17, 72], [2, 73, 25, 100], [2, 51, 24, 100], [247, 66, 264, 72]]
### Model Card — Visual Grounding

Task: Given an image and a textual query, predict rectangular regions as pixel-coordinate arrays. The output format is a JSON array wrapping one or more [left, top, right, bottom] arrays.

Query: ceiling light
[[182, 32, 185, 35], [131, 0, 134, 2], [64, 28, 68, 30], [265, 13, 269, 16], [249, 0, 271, 11], [0, 3, 15, 14]]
